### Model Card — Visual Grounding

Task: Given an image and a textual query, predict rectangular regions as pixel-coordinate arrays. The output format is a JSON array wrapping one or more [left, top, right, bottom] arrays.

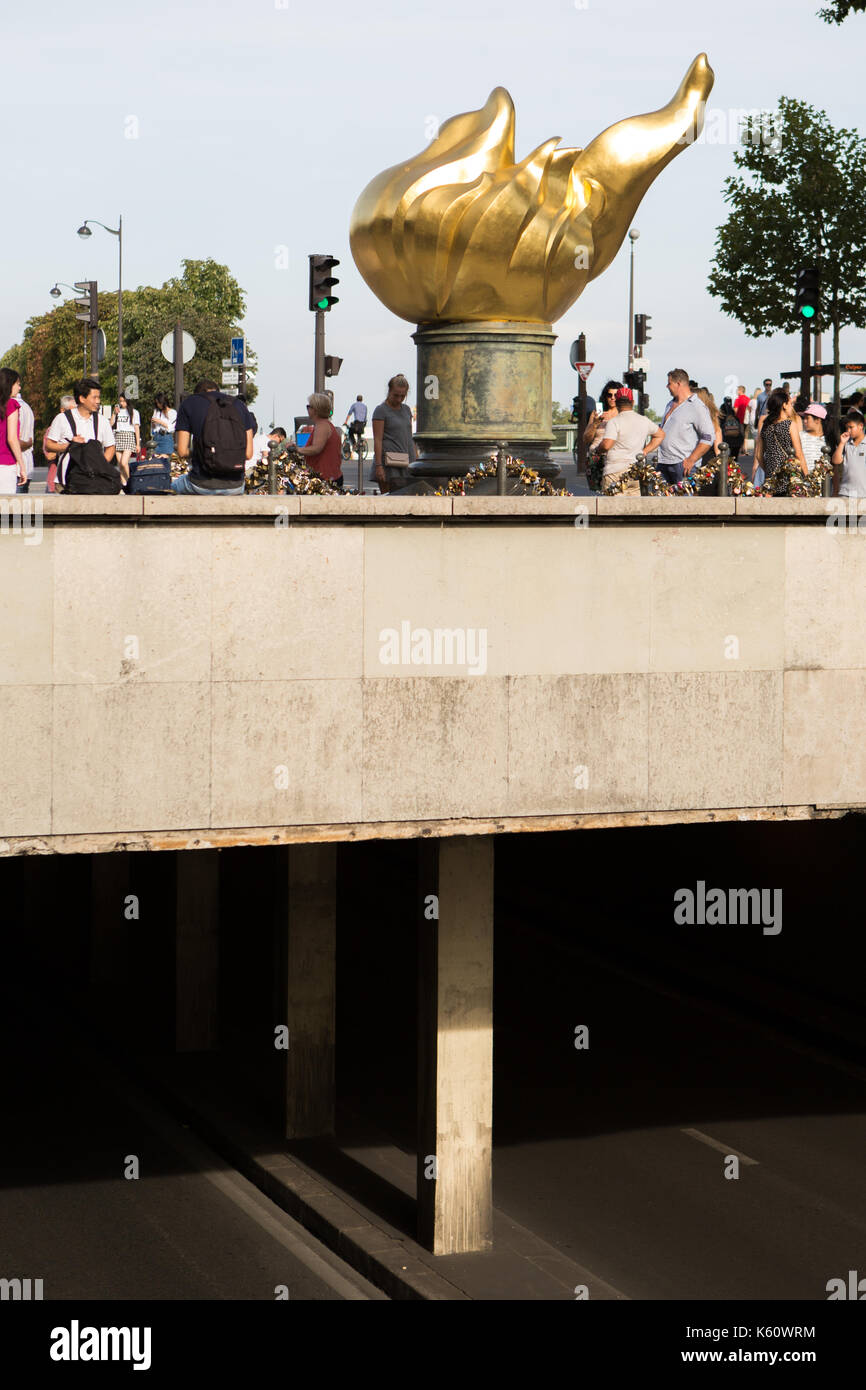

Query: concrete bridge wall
[[1, 494, 863, 855]]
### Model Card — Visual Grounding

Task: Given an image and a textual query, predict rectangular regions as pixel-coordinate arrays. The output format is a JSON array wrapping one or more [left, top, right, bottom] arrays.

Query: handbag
[[384, 451, 410, 470]]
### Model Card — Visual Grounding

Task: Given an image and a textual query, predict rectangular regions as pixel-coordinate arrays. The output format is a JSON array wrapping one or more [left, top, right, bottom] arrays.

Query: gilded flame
[[350, 55, 714, 325]]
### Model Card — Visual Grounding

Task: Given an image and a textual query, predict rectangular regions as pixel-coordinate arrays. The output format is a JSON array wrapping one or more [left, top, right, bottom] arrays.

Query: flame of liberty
[[350, 55, 714, 325]]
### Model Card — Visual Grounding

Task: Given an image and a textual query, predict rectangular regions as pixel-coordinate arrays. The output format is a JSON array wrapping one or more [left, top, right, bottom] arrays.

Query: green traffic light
[[801, 305, 816, 319], [316, 298, 329, 309]]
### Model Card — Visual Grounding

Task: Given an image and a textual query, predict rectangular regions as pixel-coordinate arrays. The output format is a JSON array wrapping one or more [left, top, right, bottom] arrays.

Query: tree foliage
[[708, 98, 866, 406], [0, 258, 256, 435], [818, 1, 866, 22]]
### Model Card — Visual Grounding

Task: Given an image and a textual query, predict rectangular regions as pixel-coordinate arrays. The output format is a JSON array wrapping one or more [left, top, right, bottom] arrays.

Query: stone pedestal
[[409, 320, 562, 484]]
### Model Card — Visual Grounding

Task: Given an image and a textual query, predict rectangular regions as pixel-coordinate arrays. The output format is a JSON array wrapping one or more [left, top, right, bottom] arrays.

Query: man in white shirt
[[44, 377, 116, 488], [600, 387, 665, 493], [16, 394, 35, 492]]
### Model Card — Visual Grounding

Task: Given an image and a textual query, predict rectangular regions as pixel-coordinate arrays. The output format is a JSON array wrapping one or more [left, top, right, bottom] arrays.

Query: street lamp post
[[51, 282, 88, 373], [77, 217, 123, 400], [627, 228, 640, 374]]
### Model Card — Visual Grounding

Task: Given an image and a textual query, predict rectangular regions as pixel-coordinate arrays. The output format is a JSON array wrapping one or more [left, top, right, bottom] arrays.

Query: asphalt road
[[489, 913, 866, 1301], [0, 987, 385, 1301], [337, 830, 866, 1302]]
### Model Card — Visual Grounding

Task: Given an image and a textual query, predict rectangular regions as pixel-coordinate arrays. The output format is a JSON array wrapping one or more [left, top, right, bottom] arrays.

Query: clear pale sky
[[4, 0, 865, 423]]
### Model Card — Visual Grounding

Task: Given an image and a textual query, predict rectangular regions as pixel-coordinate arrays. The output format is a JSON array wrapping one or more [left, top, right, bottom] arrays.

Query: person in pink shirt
[[0, 368, 28, 494]]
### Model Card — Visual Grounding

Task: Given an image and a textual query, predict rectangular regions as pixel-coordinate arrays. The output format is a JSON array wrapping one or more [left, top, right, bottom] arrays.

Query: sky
[[4, 0, 865, 424]]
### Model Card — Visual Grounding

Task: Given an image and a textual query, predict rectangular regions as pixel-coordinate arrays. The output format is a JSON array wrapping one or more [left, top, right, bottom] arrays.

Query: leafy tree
[[818, 1, 866, 21], [551, 400, 573, 424], [1, 258, 256, 436], [708, 98, 866, 410]]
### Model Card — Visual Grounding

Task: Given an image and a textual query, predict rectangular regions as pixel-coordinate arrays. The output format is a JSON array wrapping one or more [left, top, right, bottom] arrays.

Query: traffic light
[[73, 280, 98, 328], [624, 369, 646, 392], [309, 254, 340, 311], [634, 313, 652, 346], [795, 266, 820, 321], [324, 355, 343, 377]]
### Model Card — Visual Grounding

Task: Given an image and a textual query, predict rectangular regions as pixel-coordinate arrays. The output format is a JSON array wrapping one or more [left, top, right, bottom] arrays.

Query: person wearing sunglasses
[[583, 379, 623, 460]]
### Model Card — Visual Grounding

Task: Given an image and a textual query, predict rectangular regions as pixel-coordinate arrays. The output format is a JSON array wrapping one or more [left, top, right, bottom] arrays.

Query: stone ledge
[[142, 495, 301, 516], [298, 495, 453, 517], [17, 495, 857, 521], [597, 495, 735, 516]]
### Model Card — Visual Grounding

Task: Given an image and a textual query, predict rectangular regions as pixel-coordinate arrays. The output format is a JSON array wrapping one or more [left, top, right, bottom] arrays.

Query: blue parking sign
[[231, 337, 245, 366]]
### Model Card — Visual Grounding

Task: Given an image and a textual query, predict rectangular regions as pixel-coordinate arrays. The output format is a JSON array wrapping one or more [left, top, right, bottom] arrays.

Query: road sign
[[222, 387, 239, 396], [222, 358, 234, 369], [221, 370, 239, 385], [629, 357, 649, 372], [574, 361, 594, 381], [231, 337, 245, 366], [160, 330, 196, 364]]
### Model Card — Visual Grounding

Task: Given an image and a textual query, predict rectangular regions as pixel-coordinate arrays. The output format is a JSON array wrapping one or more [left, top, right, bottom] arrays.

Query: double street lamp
[[77, 216, 123, 400]]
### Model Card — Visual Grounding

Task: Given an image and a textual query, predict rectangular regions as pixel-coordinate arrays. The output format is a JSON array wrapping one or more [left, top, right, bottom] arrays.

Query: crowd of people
[[579, 371, 864, 496], [3, 359, 865, 499], [0, 366, 421, 497]]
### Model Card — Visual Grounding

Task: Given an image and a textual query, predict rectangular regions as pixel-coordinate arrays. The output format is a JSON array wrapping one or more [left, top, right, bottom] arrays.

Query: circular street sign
[[160, 330, 196, 364]]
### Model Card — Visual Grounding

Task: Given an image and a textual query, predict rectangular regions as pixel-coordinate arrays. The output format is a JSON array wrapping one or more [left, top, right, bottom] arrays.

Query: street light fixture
[[77, 216, 123, 399], [627, 228, 640, 372]]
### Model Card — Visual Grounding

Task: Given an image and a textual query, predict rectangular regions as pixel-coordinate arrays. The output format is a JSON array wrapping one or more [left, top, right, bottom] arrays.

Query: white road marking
[[681, 1127, 759, 1166]]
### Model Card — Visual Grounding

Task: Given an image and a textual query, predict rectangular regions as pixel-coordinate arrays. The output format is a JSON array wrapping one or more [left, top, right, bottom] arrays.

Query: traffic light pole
[[800, 319, 811, 402], [173, 322, 183, 411], [91, 323, 100, 382], [314, 309, 325, 394], [577, 332, 587, 478]]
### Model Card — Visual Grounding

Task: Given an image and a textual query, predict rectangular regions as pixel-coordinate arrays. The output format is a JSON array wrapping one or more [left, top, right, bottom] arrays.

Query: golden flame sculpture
[[350, 55, 714, 325]]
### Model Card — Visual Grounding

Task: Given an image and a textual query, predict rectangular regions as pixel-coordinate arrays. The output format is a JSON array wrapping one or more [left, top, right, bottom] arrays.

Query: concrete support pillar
[[175, 850, 220, 1052], [90, 852, 130, 1017], [417, 835, 494, 1254], [284, 843, 337, 1139]]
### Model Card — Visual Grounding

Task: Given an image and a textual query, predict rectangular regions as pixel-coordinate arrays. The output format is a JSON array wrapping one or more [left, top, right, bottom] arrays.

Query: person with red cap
[[600, 386, 665, 493]]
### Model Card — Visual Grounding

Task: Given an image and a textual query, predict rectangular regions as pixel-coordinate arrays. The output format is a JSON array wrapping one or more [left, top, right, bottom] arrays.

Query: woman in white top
[[110, 391, 141, 484], [151, 392, 178, 457]]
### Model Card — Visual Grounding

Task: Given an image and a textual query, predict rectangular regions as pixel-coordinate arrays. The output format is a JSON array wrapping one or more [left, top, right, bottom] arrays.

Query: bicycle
[[341, 425, 368, 464]]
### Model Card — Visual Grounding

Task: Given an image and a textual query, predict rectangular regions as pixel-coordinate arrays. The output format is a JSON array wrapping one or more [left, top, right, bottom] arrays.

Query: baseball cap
[[803, 403, 827, 419], [615, 387, 634, 403]]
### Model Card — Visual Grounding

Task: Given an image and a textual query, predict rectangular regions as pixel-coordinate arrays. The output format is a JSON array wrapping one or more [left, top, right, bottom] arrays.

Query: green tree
[[1, 258, 256, 436], [819, 1, 866, 22], [551, 400, 573, 424], [708, 98, 866, 410]]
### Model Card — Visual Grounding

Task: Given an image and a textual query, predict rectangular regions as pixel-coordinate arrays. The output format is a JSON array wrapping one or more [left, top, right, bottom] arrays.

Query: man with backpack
[[44, 377, 119, 492], [171, 379, 253, 494]]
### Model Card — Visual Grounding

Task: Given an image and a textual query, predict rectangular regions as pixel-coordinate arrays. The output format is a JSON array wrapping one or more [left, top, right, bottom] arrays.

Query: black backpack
[[197, 393, 246, 480], [62, 410, 121, 495]]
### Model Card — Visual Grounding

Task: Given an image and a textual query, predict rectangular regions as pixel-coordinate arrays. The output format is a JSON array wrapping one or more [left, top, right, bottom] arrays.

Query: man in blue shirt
[[172, 380, 253, 494], [657, 368, 714, 486]]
